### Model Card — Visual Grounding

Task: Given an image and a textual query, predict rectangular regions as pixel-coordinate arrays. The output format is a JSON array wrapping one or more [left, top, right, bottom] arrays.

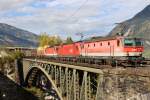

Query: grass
[[143, 50, 150, 57], [25, 87, 44, 100]]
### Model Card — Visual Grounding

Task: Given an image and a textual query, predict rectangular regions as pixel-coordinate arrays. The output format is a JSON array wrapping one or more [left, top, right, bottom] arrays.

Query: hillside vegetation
[[0, 23, 38, 47]]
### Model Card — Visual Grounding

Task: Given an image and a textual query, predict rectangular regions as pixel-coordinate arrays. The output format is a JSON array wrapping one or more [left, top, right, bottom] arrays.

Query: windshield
[[124, 38, 143, 46]]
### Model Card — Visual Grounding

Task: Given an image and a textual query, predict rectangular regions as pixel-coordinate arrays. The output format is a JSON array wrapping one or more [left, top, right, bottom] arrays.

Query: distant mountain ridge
[[0, 23, 38, 47], [108, 4, 150, 51]]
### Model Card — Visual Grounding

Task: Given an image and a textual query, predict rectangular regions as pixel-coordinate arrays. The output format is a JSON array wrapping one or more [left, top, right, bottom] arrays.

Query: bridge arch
[[25, 65, 63, 100]]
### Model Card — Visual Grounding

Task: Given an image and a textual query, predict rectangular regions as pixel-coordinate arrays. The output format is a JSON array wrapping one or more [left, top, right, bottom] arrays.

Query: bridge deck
[[24, 58, 104, 74]]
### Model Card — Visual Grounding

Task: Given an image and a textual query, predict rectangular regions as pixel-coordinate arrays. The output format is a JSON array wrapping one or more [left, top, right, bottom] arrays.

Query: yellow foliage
[[39, 32, 62, 47]]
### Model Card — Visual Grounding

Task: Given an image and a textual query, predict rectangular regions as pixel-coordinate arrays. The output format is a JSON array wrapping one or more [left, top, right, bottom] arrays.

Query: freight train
[[37, 36, 144, 66]]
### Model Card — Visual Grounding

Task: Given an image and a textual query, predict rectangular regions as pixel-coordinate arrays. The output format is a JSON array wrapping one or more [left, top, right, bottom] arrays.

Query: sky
[[0, 0, 149, 40]]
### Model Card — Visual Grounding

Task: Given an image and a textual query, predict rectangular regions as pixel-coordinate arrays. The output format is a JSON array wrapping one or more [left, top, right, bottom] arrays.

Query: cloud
[[0, 0, 31, 11], [0, 0, 149, 40]]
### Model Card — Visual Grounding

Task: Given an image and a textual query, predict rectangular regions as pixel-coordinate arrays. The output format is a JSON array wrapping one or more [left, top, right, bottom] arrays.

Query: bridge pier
[[15, 59, 24, 86]]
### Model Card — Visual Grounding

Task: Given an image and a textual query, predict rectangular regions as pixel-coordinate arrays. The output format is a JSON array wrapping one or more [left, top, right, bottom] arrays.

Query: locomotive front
[[123, 38, 144, 56], [123, 38, 144, 63]]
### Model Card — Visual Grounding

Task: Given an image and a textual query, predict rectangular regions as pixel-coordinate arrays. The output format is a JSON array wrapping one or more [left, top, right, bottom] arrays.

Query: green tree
[[65, 37, 73, 44], [54, 36, 62, 45], [11, 51, 25, 59]]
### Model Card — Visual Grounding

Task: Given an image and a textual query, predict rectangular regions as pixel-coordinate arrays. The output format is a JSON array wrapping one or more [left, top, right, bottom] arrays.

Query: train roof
[[81, 36, 143, 43], [45, 36, 123, 47], [82, 36, 123, 43], [45, 36, 143, 48]]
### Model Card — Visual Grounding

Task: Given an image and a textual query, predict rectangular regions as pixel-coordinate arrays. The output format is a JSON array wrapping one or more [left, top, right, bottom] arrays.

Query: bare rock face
[[108, 5, 150, 51], [109, 5, 150, 37]]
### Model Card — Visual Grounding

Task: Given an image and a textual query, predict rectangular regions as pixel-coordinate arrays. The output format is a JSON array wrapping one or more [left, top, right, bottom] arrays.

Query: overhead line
[[66, 0, 89, 22]]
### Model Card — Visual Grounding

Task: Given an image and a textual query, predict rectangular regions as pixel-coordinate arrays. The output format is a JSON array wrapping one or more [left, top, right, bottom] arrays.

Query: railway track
[[25, 56, 150, 69], [36, 58, 112, 69]]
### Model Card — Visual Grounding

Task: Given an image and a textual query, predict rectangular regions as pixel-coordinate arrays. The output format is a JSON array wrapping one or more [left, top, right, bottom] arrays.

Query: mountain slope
[[108, 4, 150, 51], [0, 23, 38, 47]]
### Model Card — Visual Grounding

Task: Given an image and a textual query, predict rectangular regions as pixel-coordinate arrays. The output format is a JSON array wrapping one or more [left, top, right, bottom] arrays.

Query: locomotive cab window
[[94, 43, 95, 47], [100, 43, 102, 46], [81, 45, 84, 49], [76, 46, 79, 49], [124, 38, 143, 46], [108, 42, 110, 46], [117, 40, 120, 47], [56, 48, 58, 51], [135, 39, 143, 46]]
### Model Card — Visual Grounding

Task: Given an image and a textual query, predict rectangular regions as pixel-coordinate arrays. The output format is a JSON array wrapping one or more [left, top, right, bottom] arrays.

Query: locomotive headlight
[[137, 48, 140, 51], [132, 48, 136, 51]]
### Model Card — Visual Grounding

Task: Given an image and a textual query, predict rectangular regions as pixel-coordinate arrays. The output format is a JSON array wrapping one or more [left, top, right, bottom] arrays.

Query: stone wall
[[98, 68, 150, 100]]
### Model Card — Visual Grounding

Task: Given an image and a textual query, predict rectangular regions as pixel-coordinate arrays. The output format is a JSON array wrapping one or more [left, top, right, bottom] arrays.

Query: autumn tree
[[53, 36, 62, 46], [39, 33, 62, 47], [39, 32, 50, 47]]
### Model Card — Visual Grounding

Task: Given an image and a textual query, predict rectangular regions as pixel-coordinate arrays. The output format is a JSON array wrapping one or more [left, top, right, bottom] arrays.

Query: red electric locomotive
[[44, 46, 58, 56], [40, 36, 144, 66], [80, 36, 143, 57], [57, 44, 80, 56]]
